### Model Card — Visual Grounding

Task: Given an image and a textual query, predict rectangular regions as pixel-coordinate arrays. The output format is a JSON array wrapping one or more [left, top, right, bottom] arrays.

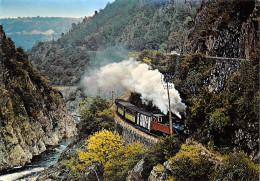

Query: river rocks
[[30, 164, 73, 181], [0, 103, 77, 172], [29, 137, 104, 181], [32, 162, 103, 181]]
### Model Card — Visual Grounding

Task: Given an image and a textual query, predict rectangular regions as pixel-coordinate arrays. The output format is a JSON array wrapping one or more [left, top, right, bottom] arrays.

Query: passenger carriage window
[[127, 109, 134, 115], [153, 117, 156, 122]]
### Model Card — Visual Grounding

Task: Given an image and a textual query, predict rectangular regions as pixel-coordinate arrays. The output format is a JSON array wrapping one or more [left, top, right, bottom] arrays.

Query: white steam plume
[[81, 59, 186, 118]]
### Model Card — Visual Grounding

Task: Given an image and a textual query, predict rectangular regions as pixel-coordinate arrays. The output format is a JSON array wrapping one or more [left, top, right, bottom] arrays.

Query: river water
[[0, 140, 71, 181]]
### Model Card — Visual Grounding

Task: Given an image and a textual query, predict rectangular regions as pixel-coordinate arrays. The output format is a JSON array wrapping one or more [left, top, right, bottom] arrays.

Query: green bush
[[216, 152, 260, 181], [169, 144, 217, 181], [79, 96, 115, 135], [167, 144, 259, 181], [142, 136, 182, 179], [209, 108, 230, 133]]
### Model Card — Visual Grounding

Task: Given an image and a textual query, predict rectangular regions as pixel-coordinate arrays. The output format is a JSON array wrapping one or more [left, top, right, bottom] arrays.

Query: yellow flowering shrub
[[77, 130, 143, 181], [78, 130, 123, 166], [104, 142, 143, 180]]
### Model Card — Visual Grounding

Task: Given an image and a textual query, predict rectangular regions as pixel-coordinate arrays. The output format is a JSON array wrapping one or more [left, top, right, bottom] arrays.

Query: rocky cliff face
[[52, 86, 86, 115], [0, 26, 77, 172], [184, 0, 259, 59]]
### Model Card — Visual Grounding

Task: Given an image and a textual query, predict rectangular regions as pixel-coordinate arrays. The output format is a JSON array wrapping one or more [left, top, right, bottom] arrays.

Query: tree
[[169, 144, 216, 180], [77, 130, 143, 181], [216, 152, 260, 181], [78, 130, 123, 165], [141, 135, 182, 179], [79, 96, 115, 135]]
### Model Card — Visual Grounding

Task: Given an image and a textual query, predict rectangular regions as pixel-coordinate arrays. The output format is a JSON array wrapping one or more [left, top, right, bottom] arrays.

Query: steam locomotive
[[115, 99, 186, 136]]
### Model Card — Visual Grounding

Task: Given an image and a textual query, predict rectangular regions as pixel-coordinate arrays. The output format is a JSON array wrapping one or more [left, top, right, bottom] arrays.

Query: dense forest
[[28, 0, 201, 85], [28, 0, 259, 86], [0, 17, 81, 50], [1, 0, 259, 180]]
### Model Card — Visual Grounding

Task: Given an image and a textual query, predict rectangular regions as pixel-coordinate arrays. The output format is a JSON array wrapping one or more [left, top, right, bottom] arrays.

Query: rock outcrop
[[147, 140, 223, 181], [148, 163, 170, 181], [53, 86, 86, 115], [184, 0, 259, 59], [127, 159, 145, 181], [0, 26, 77, 172]]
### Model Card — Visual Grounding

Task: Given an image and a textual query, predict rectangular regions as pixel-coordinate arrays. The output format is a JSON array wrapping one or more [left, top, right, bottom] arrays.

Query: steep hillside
[[0, 26, 76, 172], [22, 0, 259, 180], [0, 17, 81, 50], [56, 0, 200, 51], [184, 0, 259, 58], [28, 0, 201, 85]]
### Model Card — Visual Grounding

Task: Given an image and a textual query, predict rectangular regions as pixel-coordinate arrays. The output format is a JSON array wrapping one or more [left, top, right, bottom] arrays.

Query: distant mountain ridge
[[0, 17, 82, 50], [28, 0, 201, 85]]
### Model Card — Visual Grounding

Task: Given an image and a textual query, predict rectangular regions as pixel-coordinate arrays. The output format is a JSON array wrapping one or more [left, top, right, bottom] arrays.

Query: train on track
[[115, 99, 186, 136]]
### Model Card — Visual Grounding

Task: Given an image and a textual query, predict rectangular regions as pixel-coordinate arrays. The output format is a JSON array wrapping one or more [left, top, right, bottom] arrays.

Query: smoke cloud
[[81, 59, 186, 117]]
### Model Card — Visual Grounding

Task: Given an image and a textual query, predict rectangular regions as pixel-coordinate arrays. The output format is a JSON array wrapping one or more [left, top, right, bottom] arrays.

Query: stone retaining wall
[[115, 114, 158, 146]]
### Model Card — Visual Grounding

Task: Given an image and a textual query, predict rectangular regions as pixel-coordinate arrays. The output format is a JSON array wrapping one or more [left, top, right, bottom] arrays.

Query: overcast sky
[[0, 0, 114, 18]]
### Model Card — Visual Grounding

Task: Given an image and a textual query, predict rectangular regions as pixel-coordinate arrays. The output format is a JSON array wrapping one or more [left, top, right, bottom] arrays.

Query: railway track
[[165, 53, 247, 61]]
